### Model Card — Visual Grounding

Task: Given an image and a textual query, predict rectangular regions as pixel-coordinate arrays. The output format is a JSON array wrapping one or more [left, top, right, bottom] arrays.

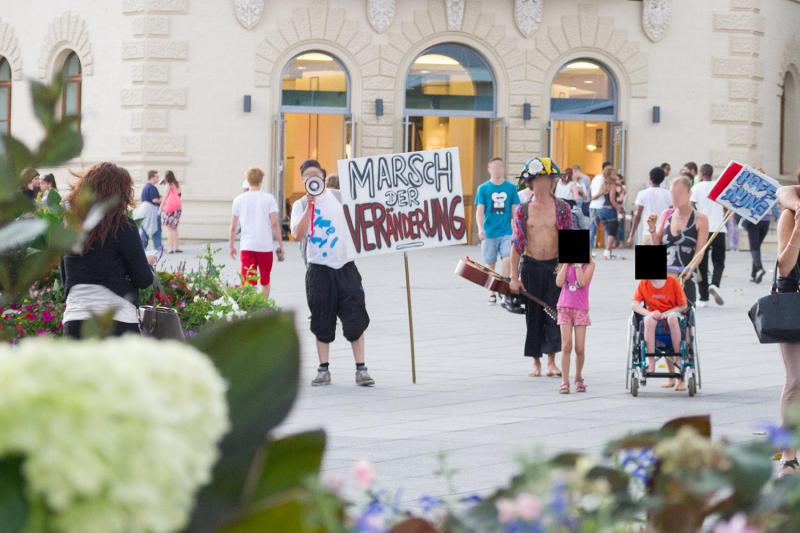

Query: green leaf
[[247, 430, 326, 505], [30, 80, 60, 130], [35, 120, 82, 167], [1, 136, 35, 185], [725, 440, 774, 506], [220, 496, 316, 533], [0, 456, 28, 533], [187, 313, 300, 533], [0, 220, 47, 253]]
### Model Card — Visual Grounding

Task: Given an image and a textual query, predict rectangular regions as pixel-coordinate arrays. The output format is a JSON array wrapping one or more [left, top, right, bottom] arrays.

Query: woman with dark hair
[[60, 162, 153, 338], [39, 173, 62, 210], [160, 170, 183, 253]]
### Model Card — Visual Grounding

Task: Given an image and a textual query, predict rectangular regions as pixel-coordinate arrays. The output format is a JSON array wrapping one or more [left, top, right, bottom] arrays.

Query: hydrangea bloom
[[0, 337, 230, 533]]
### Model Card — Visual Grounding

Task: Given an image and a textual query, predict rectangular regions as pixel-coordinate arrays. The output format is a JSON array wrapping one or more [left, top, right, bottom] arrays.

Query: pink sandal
[[575, 378, 586, 393], [559, 383, 570, 394]]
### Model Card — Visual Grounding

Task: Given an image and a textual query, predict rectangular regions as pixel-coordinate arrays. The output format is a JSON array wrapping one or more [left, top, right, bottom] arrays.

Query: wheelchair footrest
[[644, 372, 683, 378], [643, 352, 681, 358]]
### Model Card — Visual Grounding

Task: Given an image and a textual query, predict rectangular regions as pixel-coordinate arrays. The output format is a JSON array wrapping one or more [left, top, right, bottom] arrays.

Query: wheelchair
[[625, 305, 702, 397]]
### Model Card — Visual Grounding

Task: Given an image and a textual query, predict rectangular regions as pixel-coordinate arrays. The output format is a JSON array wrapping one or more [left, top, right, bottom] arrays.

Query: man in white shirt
[[589, 161, 613, 249], [691, 163, 726, 307], [229, 167, 283, 299], [290, 159, 375, 388], [627, 167, 672, 246]]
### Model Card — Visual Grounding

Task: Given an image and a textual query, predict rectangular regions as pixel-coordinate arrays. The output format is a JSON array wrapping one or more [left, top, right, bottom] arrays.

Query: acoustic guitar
[[454, 257, 558, 322]]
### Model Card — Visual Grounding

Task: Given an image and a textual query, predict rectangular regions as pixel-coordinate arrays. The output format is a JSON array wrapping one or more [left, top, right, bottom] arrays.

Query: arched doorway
[[0, 56, 11, 137], [403, 43, 505, 243], [781, 70, 799, 176], [548, 60, 622, 176], [275, 51, 353, 216]]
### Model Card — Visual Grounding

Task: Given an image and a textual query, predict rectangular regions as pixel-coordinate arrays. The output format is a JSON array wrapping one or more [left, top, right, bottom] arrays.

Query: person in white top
[[690, 163, 726, 307], [659, 162, 672, 190], [627, 167, 672, 246], [554, 168, 588, 229], [589, 161, 613, 249], [290, 159, 375, 388], [229, 167, 283, 299]]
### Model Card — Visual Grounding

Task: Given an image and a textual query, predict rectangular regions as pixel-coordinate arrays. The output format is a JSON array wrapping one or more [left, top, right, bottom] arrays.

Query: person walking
[[160, 170, 183, 254], [476, 157, 520, 305], [229, 167, 282, 299], [38, 173, 62, 211], [555, 259, 595, 394], [774, 202, 800, 475], [649, 176, 709, 307], [691, 164, 727, 306], [627, 167, 672, 247], [554, 168, 587, 229], [589, 161, 613, 250], [60, 162, 153, 338], [138, 170, 162, 253], [571, 164, 592, 219], [596, 166, 620, 259], [290, 159, 374, 388], [509, 157, 573, 378], [615, 174, 628, 246], [660, 162, 672, 190], [682, 161, 699, 185]]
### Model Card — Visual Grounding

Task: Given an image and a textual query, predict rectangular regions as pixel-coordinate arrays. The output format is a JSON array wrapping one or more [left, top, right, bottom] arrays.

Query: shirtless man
[[509, 158, 574, 377]]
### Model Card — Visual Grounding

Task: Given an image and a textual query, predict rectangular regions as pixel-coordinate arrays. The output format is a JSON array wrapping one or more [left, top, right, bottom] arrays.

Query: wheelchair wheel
[[693, 325, 702, 389], [625, 317, 634, 389], [688, 373, 697, 397], [631, 375, 639, 397]]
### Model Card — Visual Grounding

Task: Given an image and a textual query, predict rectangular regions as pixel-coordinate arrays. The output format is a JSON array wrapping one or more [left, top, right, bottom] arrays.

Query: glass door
[[611, 121, 625, 176]]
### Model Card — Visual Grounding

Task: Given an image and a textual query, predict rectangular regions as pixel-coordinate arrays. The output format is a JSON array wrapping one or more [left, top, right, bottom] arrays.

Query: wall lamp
[[375, 98, 384, 118]]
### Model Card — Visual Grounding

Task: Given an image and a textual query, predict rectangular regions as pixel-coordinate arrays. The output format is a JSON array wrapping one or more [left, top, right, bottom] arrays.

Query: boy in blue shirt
[[476, 157, 520, 305]]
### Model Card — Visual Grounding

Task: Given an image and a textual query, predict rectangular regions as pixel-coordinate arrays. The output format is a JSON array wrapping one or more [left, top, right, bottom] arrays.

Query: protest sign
[[337, 147, 467, 258], [708, 161, 780, 224]]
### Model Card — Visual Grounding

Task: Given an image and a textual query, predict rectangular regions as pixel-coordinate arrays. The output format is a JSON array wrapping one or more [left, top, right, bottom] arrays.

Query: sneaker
[[754, 268, 766, 284], [355, 368, 375, 387], [697, 300, 708, 308], [501, 295, 526, 314], [708, 285, 724, 306], [311, 368, 331, 387], [603, 250, 612, 260], [488, 293, 497, 305]]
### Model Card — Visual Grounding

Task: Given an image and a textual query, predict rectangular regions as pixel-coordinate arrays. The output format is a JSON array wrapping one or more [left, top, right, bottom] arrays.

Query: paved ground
[[162, 239, 784, 503]]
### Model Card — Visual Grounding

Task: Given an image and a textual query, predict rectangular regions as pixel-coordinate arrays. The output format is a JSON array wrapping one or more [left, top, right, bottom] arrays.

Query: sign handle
[[679, 210, 733, 286], [403, 252, 417, 384]]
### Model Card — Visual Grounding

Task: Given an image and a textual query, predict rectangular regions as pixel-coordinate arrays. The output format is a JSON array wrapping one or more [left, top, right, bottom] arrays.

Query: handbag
[[139, 271, 185, 341], [748, 263, 800, 344]]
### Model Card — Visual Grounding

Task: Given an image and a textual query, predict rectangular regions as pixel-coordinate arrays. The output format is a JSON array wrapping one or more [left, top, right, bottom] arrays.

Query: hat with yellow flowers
[[519, 157, 561, 182]]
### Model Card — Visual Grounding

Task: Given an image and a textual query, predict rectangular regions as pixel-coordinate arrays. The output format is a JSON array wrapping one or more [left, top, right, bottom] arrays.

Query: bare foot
[[546, 366, 562, 377], [674, 380, 686, 392], [660, 379, 676, 388], [529, 362, 542, 377]]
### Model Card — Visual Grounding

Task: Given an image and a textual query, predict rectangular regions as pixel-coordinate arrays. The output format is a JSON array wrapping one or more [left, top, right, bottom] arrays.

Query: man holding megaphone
[[290, 159, 375, 388]]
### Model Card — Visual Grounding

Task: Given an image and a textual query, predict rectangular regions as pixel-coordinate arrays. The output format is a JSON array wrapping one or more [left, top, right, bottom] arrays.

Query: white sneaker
[[708, 285, 724, 306], [603, 250, 612, 260], [697, 300, 708, 308]]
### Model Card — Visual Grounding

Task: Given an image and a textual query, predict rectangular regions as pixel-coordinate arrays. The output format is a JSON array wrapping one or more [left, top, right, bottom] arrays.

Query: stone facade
[[2, 0, 799, 239]]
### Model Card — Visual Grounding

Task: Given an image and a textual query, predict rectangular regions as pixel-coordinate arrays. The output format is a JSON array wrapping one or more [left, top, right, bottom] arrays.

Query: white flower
[[0, 337, 229, 533]]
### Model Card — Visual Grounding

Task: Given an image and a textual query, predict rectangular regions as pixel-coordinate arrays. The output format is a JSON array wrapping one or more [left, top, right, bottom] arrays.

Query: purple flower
[[24, 305, 35, 312], [760, 423, 794, 450], [418, 495, 442, 513], [185, 330, 197, 337], [460, 493, 483, 504]]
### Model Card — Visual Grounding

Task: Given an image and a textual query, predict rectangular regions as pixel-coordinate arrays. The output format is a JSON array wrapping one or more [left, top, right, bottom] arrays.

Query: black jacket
[[60, 219, 153, 306]]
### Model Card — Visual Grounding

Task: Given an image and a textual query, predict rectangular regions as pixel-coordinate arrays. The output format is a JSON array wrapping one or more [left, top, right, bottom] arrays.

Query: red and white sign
[[708, 161, 780, 224]]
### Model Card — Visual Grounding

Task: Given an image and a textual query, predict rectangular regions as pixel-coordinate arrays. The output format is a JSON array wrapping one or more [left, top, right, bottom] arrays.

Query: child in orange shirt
[[631, 274, 688, 390]]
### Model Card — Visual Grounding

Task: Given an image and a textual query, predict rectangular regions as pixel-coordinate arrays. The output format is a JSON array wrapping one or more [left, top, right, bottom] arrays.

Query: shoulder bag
[[139, 270, 185, 341], [748, 263, 800, 344]]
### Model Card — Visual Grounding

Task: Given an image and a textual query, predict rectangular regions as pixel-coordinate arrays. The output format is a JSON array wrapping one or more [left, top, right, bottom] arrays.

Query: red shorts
[[240, 250, 273, 286]]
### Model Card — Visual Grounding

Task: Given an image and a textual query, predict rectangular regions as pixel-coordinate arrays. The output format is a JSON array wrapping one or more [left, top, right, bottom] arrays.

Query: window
[[0, 57, 10, 136], [781, 70, 799, 176], [405, 43, 495, 116], [61, 51, 82, 131], [281, 51, 348, 111], [550, 60, 616, 120]]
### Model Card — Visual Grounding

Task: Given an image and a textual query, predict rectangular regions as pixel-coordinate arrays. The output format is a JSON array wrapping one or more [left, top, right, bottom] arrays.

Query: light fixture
[[419, 70, 430, 74], [565, 61, 601, 71], [296, 52, 333, 62], [586, 123, 598, 127], [570, 86, 577, 90], [243, 95, 252, 113], [586, 144, 597, 152], [375, 98, 384, 118], [414, 53, 460, 66], [522, 103, 532, 121], [583, 80, 593, 84]]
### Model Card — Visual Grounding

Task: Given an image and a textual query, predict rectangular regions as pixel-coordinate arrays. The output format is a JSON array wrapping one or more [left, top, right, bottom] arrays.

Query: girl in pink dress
[[555, 259, 595, 394]]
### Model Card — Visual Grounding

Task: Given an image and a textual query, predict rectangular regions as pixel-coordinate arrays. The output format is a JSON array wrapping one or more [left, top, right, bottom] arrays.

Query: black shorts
[[306, 262, 370, 343]]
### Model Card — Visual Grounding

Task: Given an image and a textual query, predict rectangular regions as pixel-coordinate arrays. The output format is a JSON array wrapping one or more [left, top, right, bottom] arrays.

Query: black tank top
[[777, 262, 800, 293], [662, 210, 697, 269]]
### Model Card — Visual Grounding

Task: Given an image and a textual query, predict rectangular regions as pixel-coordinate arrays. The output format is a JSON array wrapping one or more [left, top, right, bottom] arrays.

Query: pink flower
[[515, 493, 542, 522], [24, 305, 35, 312], [353, 459, 375, 488], [495, 498, 517, 523], [713, 514, 760, 533], [41, 311, 54, 323]]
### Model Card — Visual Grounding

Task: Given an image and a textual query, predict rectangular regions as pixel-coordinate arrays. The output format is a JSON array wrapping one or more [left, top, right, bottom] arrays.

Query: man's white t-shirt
[[634, 186, 672, 238], [554, 181, 586, 202], [589, 174, 606, 209], [290, 191, 355, 269], [518, 188, 533, 203], [691, 180, 726, 233], [232, 190, 279, 252]]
